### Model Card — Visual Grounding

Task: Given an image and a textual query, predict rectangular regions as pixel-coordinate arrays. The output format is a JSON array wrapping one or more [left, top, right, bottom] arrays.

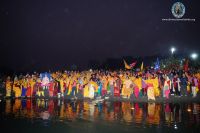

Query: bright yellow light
[[187, 108, 191, 112]]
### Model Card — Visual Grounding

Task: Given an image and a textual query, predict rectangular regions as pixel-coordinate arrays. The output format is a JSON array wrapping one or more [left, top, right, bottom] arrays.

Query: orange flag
[[123, 59, 131, 70], [141, 62, 144, 71]]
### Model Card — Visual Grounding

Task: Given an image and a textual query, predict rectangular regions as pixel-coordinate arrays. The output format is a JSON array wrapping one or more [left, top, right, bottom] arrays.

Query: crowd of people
[[1, 69, 200, 100]]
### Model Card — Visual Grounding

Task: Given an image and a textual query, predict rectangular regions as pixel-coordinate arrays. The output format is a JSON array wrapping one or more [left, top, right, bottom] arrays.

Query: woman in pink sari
[[163, 76, 170, 99], [134, 85, 139, 98]]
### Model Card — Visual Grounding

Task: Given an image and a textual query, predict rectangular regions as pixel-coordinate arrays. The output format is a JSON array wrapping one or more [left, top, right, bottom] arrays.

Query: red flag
[[130, 61, 137, 68], [184, 59, 189, 72]]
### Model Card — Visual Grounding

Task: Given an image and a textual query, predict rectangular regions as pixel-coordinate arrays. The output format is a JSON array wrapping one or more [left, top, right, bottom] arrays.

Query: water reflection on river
[[0, 99, 200, 133]]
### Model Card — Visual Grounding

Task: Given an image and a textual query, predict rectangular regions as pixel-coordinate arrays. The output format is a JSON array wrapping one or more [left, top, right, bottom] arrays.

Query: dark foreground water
[[0, 99, 200, 133]]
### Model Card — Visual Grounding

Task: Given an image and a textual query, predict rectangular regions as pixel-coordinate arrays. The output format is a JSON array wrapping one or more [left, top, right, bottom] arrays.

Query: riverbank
[[1, 93, 200, 103]]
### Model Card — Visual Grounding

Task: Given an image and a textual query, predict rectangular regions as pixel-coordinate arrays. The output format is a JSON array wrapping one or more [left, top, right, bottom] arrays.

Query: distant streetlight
[[190, 53, 198, 60], [170, 47, 176, 54]]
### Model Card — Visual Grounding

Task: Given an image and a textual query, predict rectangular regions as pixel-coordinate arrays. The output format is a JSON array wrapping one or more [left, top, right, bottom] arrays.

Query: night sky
[[0, 0, 199, 71]]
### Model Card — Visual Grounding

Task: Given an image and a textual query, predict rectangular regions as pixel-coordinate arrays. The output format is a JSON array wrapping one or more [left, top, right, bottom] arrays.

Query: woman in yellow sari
[[122, 76, 132, 99], [13, 77, 21, 98], [146, 76, 155, 101], [67, 77, 73, 95], [133, 76, 142, 98], [152, 76, 160, 97], [102, 76, 108, 96], [59, 77, 65, 97], [88, 80, 98, 99], [83, 77, 89, 98], [6, 76, 12, 97]]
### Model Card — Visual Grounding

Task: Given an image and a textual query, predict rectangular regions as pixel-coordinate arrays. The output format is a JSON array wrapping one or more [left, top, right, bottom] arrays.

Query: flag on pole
[[184, 59, 189, 72], [123, 59, 131, 70], [130, 61, 137, 68], [140, 62, 143, 71]]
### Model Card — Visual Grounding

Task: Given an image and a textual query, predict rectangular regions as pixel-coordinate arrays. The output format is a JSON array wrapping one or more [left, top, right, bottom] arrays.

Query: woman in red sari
[[26, 76, 34, 98], [114, 77, 121, 97], [49, 80, 54, 97]]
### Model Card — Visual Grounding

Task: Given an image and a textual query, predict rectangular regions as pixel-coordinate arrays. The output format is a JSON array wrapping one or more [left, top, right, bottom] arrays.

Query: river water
[[0, 99, 200, 133]]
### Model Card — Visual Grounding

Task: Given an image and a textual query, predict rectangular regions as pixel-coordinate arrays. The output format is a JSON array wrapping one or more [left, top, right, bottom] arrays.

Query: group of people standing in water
[[1, 69, 200, 100]]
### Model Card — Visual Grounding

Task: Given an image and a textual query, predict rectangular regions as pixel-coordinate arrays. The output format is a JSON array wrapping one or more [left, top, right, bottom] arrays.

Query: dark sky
[[0, 0, 199, 71]]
